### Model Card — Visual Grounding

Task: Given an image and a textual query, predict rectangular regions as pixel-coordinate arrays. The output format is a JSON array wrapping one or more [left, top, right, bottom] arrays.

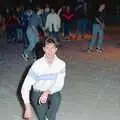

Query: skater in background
[[88, 3, 106, 53], [22, 7, 43, 61]]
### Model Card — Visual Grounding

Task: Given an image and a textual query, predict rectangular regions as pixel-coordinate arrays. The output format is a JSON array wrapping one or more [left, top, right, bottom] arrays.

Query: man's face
[[43, 43, 57, 59]]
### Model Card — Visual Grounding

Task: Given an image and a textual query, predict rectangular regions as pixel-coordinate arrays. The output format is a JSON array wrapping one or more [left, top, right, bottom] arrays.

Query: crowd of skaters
[[0, 1, 106, 61]]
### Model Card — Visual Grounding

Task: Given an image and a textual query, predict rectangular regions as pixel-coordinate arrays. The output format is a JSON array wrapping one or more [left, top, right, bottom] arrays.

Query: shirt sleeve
[[49, 62, 66, 94], [21, 67, 36, 104]]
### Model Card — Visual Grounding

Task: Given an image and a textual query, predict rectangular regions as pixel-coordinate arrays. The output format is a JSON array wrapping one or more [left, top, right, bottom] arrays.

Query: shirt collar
[[43, 55, 57, 65]]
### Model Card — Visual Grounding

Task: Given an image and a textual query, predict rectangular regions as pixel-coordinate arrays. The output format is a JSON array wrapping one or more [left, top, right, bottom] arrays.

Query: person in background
[[88, 3, 106, 53], [21, 38, 66, 120], [57, 6, 66, 38], [15, 7, 23, 42], [6, 13, 19, 42], [45, 8, 61, 45], [62, 5, 74, 40], [22, 7, 43, 61], [75, 0, 88, 39], [22, 6, 34, 48], [43, 4, 50, 27]]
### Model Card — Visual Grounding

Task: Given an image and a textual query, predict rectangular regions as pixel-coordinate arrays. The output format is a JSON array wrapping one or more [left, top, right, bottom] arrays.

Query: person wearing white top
[[21, 38, 66, 120], [45, 8, 61, 45]]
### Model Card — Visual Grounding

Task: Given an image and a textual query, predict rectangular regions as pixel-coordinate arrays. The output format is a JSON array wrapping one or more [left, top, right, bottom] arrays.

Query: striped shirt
[[21, 55, 66, 104]]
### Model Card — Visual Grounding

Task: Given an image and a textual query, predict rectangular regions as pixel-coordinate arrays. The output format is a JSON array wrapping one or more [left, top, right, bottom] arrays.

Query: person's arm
[[21, 69, 36, 104], [21, 66, 36, 119], [96, 16, 105, 29], [57, 8, 62, 16], [68, 13, 74, 20], [23, 103, 33, 120]]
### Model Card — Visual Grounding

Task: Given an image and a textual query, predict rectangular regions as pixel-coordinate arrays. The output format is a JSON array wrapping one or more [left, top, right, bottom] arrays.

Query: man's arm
[[96, 17, 105, 29], [21, 72, 35, 104], [21, 66, 36, 119]]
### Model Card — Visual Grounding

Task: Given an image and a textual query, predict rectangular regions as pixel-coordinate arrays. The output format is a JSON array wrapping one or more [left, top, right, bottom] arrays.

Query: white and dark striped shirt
[[21, 55, 66, 103]]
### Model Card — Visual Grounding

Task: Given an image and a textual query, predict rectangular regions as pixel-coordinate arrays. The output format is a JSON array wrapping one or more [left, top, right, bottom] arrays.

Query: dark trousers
[[31, 90, 61, 120], [63, 22, 71, 37]]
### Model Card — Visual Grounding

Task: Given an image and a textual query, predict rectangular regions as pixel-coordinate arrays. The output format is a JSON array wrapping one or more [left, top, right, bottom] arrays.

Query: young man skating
[[21, 38, 66, 120]]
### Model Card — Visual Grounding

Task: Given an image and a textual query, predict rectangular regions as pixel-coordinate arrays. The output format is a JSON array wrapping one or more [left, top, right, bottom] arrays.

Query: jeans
[[63, 22, 71, 37], [24, 26, 39, 58], [16, 28, 23, 41], [31, 90, 61, 120], [88, 24, 104, 49], [22, 27, 29, 48], [77, 18, 88, 35]]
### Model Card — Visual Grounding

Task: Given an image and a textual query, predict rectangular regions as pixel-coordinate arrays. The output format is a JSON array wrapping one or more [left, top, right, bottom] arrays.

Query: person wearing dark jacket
[[63, 6, 74, 40], [88, 3, 106, 53]]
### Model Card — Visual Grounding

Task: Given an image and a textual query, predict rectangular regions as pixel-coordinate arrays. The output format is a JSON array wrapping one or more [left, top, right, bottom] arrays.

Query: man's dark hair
[[43, 38, 57, 47]]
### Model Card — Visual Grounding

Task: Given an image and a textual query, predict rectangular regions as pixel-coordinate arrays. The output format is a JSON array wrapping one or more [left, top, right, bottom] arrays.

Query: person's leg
[[23, 28, 29, 48], [24, 27, 39, 59], [80, 19, 84, 35], [16, 27, 23, 42], [64, 23, 69, 39], [79, 19, 85, 36], [97, 27, 104, 50], [79, 19, 86, 39], [88, 24, 98, 50], [52, 32, 60, 45], [11, 24, 17, 42], [61, 20, 64, 37], [31, 90, 48, 120], [82, 18, 88, 35], [7, 25, 13, 42], [47, 92, 61, 120], [77, 19, 81, 34], [19, 28, 23, 42]]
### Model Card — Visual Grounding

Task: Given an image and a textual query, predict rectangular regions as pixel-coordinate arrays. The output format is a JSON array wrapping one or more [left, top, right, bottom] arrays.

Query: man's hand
[[24, 103, 32, 120], [39, 91, 50, 104]]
